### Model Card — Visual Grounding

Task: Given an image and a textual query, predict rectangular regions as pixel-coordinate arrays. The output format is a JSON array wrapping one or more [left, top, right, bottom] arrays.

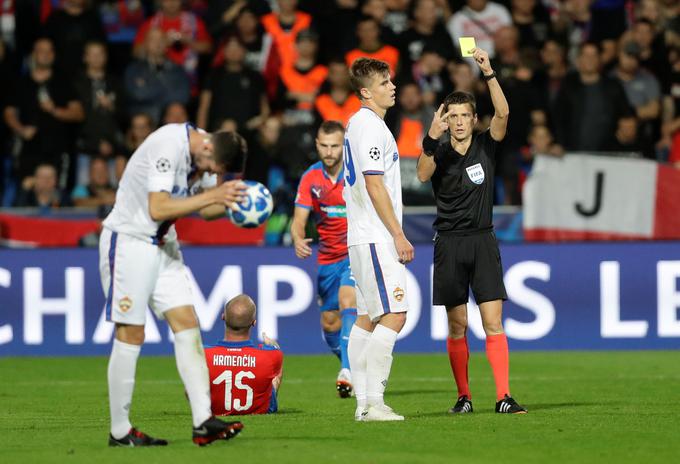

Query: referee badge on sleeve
[[466, 163, 485, 185]]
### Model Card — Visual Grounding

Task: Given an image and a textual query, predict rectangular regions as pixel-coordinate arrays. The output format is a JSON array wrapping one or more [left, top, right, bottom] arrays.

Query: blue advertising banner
[[1, 243, 679, 355]]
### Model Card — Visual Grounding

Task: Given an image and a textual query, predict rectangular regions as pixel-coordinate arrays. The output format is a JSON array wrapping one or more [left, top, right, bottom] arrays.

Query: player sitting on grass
[[205, 295, 283, 415]]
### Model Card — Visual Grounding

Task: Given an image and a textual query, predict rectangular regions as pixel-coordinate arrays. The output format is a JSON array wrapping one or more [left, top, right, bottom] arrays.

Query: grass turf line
[[0, 352, 678, 464]]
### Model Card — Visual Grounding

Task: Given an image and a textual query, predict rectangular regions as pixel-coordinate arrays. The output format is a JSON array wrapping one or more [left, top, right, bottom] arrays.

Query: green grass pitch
[[1, 351, 678, 463]]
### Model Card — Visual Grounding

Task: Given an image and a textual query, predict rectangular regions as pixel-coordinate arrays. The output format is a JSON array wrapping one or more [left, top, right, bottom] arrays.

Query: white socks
[[348, 325, 371, 409], [108, 339, 140, 439], [366, 324, 398, 408], [174, 327, 212, 427]]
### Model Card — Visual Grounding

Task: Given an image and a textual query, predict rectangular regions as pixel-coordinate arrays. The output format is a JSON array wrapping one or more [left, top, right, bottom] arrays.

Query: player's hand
[[212, 180, 247, 210], [394, 233, 414, 264], [294, 237, 313, 259], [262, 332, 280, 349], [471, 48, 492, 75], [428, 104, 455, 140]]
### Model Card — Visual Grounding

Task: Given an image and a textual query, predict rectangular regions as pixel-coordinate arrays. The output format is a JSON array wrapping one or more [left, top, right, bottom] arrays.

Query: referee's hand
[[428, 104, 454, 140], [395, 234, 414, 264]]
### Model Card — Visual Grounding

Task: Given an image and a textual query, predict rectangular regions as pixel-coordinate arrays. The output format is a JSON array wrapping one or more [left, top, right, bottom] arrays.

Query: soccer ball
[[227, 180, 274, 228]]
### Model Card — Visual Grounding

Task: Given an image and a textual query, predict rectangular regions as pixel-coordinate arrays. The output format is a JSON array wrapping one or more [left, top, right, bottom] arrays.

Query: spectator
[[74, 41, 126, 187], [552, 0, 595, 64], [657, 45, 680, 161], [234, 6, 273, 73], [631, 19, 670, 90], [536, 39, 568, 113], [45, 0, 106, 75], [14, 163, 66, 210], [205, 0, 271, 39], [361, 0, 398, 46], [244, 115, 285, 187], [3, 38, 84, 184], [407, 45, 447, 107], [124, 28, 191, 124], [133, 0, 212, 90], [608, 115, 646, 154], [124, 112, 154, 156], [345, 16, 400, 77], [161, 102, 188, 125], [491, 26, 522, 82], [261, 0, 313, 97], [276, 29, 328, 126], [98, 0, 147, 72], [384, 0, 413, 36], [447, 0, 512, 60], [553, 42, 632, 152], [510, 0, 551, 50], [387, 81, 433, 159], [397, 0, 455, 72], [611, 40, 661, 158], [314, 58, 361, 126], [71, 156, 116, 212], [197, 36, 268, 132]]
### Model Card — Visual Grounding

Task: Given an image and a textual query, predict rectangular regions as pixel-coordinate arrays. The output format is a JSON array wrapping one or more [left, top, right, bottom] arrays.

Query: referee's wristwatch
[[482, 71, 497, 81], [422, 134, 439, 156]]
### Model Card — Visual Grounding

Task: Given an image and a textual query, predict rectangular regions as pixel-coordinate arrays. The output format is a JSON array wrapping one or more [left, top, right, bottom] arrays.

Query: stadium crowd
[[0, 0, 679, 214]]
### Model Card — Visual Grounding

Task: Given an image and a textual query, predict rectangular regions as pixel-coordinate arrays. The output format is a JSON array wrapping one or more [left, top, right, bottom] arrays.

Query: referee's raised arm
[[417, 104, 452, 183], [471, 47, 509, 142]]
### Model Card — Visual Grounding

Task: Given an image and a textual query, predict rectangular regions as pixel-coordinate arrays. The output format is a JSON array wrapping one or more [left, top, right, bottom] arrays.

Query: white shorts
[[348, 242, 408, 322], [99, 228, 194, 325]]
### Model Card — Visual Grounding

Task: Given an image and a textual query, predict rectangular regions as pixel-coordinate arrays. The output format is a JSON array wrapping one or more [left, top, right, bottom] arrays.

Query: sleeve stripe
[[362, 170, 384, 175], [294, 203, 312, 210]]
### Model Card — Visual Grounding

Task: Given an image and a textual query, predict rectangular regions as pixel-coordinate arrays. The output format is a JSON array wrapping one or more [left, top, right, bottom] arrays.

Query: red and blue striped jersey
[[295, 161, 348, 264]]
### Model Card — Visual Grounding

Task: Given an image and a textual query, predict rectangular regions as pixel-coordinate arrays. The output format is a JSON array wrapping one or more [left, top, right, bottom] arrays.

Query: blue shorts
[[317, 257, 355, 312]]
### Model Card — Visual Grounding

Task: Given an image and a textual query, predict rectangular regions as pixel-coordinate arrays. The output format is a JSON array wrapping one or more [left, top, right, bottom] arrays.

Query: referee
[[416, 47, 526, 415]]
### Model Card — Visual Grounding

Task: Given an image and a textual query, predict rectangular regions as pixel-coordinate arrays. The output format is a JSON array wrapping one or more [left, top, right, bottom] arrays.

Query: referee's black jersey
[[431, 129, 498, 232]]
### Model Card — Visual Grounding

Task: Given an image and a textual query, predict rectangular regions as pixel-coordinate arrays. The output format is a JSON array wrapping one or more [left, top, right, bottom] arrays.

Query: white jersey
[[103, 123, 215, 243], [343, 107, 403, 246]]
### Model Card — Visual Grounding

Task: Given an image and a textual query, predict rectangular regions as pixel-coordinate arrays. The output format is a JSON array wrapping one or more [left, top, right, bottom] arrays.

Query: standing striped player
[[344, 58, 414, 422], [291, 121, 357, 398]]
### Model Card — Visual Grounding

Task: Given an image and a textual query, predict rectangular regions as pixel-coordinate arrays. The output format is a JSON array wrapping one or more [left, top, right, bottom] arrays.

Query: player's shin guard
[[485, 333, 510, 401], [174, 327, 212, 427], [446, 336, 471, 399], [108, 339, 141, 439], [366, 324, 398, 407], [340, 309, 357, 370], [323, 329, 342, 360], [348, 325, 371, 409]]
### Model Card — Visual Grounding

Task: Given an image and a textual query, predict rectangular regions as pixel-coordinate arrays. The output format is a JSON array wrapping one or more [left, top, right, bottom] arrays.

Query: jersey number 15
[[212, 370, 255, 412]]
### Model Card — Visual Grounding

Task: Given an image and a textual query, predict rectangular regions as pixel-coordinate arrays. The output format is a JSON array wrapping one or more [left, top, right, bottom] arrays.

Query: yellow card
[[459, 37, 476, 57]]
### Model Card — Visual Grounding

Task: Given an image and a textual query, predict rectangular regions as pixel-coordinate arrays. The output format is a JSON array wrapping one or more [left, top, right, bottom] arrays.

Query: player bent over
[[100, 123, 249, 446], [417, 48, 526, 414], [291, 121, 357, 398], [345, 58, 414, 421], [205, 294, 283, 415]]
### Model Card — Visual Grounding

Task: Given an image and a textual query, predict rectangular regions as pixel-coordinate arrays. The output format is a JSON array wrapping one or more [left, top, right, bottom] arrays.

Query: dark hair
[[212, 131, 248, 174], [318, 120, 345, 135], [442, 91, 477, 115], [349, 57, 391, 98]]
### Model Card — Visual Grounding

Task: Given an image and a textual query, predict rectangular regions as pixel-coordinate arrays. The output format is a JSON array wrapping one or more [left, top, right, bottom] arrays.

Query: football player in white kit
[[100, 123, 248, 446], [344, 58, 414, 421]]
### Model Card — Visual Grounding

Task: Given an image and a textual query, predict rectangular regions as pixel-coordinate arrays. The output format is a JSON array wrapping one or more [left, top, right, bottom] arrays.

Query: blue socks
[[323, 329, 341, 360], [340, 308, 357, 370]]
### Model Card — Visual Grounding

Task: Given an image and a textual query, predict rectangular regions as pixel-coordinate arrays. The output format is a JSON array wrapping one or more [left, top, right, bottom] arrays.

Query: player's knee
[[321, 312, 341, 332], [448, 317, 467, 338], [482, 319, 503, 336], [116, 325, 145, 345], [381, 312, 407, 332]]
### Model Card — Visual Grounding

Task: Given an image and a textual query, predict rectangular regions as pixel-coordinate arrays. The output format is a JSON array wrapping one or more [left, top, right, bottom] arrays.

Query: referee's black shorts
[[433, 229, 507, 307]]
